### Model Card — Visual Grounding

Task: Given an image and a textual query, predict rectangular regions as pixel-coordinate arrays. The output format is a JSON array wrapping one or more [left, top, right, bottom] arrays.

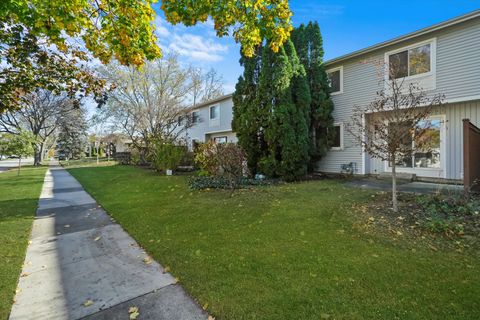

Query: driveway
[[10, 162, 207, 320], [0, 158, 34, 173]]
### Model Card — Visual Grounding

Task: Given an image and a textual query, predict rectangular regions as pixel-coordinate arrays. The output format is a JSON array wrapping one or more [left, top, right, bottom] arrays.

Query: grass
[[68, 164, 480, 320], [0, 166, 47, 319]]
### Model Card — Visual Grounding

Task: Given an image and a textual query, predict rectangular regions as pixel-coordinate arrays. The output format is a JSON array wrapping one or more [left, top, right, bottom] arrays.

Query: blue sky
[[152, 1, 478, 94]]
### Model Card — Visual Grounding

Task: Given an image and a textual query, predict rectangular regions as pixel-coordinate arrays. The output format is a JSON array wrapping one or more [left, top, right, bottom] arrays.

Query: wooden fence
[[463, 119, 480, 192]]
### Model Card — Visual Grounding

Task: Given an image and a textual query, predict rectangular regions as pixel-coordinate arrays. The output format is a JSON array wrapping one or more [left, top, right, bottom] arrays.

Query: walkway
[[10, 163, 207, 320], [345, 177, 464, 194]]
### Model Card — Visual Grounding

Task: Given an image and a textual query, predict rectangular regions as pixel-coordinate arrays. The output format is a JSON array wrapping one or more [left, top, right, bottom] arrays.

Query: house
[[184, 10, 480, 182], [319, 9, 480, 182], [182, 93, 237, 148]]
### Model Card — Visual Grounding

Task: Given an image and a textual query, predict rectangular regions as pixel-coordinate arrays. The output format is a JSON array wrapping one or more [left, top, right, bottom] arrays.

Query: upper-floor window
[[327, 66, 343, 94], [210, 105, 220, 120], [192, 111, 200, 124], [387, 40, 434, 80]]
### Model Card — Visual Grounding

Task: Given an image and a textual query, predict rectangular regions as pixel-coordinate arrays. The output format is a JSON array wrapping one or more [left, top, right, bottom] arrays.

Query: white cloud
[[169, 33, 228, 62], [153, 15, 229, 62]]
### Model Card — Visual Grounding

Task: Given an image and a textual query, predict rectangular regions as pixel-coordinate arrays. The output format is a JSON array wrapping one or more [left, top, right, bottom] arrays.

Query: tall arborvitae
[[257, 39, 310, 180], [232, 45, 264, 174], [292, 21, 334, 171]]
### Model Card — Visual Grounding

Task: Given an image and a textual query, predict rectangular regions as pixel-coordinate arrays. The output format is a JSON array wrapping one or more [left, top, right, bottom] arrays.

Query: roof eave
[[325, 9, 480, 67]]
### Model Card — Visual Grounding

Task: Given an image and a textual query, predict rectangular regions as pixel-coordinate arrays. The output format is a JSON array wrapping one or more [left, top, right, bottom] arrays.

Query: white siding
[[183, 97, 235, 146]]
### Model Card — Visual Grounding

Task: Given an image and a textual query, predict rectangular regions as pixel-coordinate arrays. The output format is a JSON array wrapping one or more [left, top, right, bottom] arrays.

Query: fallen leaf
[[94, 236, 101, 242], [128, 306, 138, 313], [143, 257, 152, 265], [163, 266, 171, 273], [128, 306, 139, 319], [202, 303, 209, 310], [20, 273, 29, 277], [173, 277, 180, 284], [83, 300, 93, 307], [208, 316, 215, 320], [64, 224, 70, 228]]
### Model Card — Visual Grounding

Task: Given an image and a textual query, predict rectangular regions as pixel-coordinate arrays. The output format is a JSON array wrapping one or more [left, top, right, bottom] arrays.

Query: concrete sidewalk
[[344, 177, 464, 194], [10, 163, 207, 320]]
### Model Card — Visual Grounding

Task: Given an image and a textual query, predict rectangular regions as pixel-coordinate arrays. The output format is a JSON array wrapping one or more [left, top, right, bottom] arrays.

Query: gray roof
[[325, 9, 480, 66], [188, 93, 234, 111]]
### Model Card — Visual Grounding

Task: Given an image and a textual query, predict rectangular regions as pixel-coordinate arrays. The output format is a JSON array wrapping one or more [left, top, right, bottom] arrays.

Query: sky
[[151, 1, 479, 94]]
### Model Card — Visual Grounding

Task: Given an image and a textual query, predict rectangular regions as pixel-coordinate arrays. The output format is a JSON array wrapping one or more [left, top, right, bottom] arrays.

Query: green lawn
[[68, 164, 480, 320], [0, 166, 47, 319]]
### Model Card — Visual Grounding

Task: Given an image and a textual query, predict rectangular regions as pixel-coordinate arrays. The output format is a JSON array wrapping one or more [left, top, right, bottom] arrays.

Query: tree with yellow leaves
[[0, 0, 293, 113]]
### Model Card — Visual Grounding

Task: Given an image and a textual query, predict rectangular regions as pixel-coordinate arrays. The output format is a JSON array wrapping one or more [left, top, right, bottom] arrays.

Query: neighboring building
[[184, 10, 480, 182], [181, 93, 237, 148], [319, 10, 480, 182]]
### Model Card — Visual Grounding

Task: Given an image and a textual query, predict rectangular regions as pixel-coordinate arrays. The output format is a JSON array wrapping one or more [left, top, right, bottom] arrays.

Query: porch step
[[378, 172, 416, 182]]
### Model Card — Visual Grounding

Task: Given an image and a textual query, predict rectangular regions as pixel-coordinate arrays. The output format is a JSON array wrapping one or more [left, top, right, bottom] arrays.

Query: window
[[213, 136, 227, 144], [192, 111, 199, 124], [327, 66, 343, 94], [330, 123, 343, 150], [389, 118, 441, 169], [388, 43, 431, 79], [210, 105, 220, 120]]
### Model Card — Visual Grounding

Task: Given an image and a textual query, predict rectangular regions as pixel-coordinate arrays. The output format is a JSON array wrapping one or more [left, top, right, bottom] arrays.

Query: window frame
[[326, 66, 343, 95], [384, 38, 436, 82], [191, 111, 200, 124], [384, 114, 446, 177], [209, 105, 220, 120], [330, 122, 344, 150], [213, 136, 228, 144]]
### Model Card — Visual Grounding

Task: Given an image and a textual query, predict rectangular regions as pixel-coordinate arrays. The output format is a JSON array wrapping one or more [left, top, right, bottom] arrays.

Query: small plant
[[194, 142, 248, 192], [148, 136, 185, 174]]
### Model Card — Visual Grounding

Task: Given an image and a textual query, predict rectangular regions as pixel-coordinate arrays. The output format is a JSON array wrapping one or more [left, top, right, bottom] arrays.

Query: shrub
[[194, 142, 248, 190], [148, 137, 185, 174]]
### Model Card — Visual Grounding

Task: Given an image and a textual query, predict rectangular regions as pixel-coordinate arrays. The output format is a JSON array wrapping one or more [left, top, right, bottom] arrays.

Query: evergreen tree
[[292, 21, 334, 171], [232, 45, 265, 175], [56, 108, 88, 159]]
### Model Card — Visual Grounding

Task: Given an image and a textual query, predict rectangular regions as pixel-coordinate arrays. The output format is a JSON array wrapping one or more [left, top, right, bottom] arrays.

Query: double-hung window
[[327, 66, 343, 94]]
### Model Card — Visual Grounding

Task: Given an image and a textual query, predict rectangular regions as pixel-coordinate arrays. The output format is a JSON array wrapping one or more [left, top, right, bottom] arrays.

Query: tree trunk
[[392, 160, 398, 213], [33, 143, 42, 166]]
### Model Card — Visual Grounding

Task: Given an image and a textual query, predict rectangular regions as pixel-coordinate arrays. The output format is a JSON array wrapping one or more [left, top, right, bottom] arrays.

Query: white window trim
[[383, 114, 446, 178], [209, 105, 220, 127], [209, 105, 220, 120], [384, 38, 437, 83], [331, 122, 344, 150], [326, 66, 343, 95]]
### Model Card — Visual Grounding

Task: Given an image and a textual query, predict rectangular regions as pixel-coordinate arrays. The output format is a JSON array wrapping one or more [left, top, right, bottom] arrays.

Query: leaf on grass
[[202, 303, 209, 310], [173, 277, 179, 284], [163, 266, 170, 273], [83, 300, 93, 307], [208, 316, 215, 320]]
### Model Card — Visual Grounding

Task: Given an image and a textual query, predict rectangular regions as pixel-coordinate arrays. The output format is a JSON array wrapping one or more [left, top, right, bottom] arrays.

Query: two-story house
[[319, 9, 480, 182], [184, 10, 479, 182], [182, 93, 237, 148]]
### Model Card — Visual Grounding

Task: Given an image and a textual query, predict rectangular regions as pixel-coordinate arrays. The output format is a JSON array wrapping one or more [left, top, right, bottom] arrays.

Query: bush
[[415, 194, 480, 236], [194, 142, 247, 190], [148, 137, 185, 174]]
